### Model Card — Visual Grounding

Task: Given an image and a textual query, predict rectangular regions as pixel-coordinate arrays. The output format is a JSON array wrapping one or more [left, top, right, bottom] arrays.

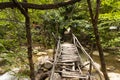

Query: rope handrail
[[50, 37, 61, 80], [72, 34, 103, 78]]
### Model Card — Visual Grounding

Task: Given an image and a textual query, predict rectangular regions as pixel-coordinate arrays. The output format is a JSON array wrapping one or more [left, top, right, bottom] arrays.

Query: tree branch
[[94, 0, 100, 23], [12, 0, 28, 17], [87, 0, 94, 22], [0, 0, 81, 10]]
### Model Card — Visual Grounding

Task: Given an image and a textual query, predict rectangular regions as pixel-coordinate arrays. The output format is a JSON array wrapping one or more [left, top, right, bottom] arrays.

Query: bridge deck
[[50, 34, 103, 80]]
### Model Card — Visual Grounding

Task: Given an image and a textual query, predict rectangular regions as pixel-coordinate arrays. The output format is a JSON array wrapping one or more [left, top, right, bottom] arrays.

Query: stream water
[[93, 54, 120, 73]]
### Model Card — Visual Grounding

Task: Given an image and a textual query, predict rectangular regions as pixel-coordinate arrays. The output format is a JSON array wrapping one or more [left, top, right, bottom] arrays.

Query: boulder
[[107, 66, 115, 71], [0, 68, 29, 80], [36, 52, 47, 56], [116, 58, 120, 62], [108, 72, 120, 80], [0, 68, 5, 74], [0, 68, 20, 80], [45, 49, 54, 54], [33, 49, 39, 54], [36, 55, 53, 71], [34, 46, 41, 50], [53, 73, 61, 80], [37, 56, 51, 65], [82, 61, 101, 71], [43, 61, 53, 69]]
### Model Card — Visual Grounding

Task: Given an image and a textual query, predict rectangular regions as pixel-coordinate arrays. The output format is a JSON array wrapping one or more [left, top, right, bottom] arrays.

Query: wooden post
[[12, 0, 35, 80]]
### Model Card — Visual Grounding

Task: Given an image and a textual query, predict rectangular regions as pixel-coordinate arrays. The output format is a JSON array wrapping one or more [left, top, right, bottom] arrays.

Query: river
[[93, 54, 120, 73]]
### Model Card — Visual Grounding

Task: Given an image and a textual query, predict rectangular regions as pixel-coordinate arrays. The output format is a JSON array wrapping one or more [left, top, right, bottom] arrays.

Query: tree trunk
[[23, 0, 35, 80], [25, 13, 35, 80], [87, 0, 109, 80], [12, 0, 35, 80]]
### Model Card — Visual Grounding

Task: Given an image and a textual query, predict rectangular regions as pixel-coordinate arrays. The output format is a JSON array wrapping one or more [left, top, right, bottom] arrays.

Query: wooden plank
[[61, 71, 88, 79], [61, 43, 75, 47], [59, 59, 79, 62], [57, 63, 74, 66], [61, 50, 77, 54], [61, 46, 76, 49], [61, 55, 79, 60], [61, 46, 77, 55], [61, 48, 76, 51]]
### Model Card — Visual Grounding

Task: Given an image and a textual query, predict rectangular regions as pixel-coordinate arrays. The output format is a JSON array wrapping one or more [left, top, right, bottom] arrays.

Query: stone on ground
[[37, 56, 50, 65], [0, 68, 5, 74], [108, 72, 120, 80], [0, 68, 29, 80], [83, 61, 101, 71], [45, 49, 54, 54], [0, 68, 20, 80], [36, 52, 47, 56]]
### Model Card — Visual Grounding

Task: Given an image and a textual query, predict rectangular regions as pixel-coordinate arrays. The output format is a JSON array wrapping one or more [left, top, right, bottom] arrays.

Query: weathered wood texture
[[59, 43, 79, 62], [50, 42, 103, 80], [56, 43, 85, 79], [62, 71, 88, 79]]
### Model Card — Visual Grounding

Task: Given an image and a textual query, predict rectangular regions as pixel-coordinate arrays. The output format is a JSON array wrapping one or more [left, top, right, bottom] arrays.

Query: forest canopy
[[0, 0, 120, 49]]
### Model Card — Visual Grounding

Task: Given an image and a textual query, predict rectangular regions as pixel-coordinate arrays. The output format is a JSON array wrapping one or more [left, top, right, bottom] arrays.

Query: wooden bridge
[[50, 34, 104, 80]]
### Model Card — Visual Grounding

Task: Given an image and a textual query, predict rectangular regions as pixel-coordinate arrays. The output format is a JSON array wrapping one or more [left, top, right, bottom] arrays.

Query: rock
[[0, 68, 5, 74], [103, 52, 110, 56], [1, 53, 7, 56], [108, 72, 120, 80], [34, 46, 41, 50], [33, 46, 42, 54], [93, 51, 109, 56], [107, 66, 116, 71], [117, 55, 120, 58], [0, 68, 20, 80], [37, 56, 50, 65], [37, 56, 53, 71], [33, 49, 39, 54], [43, 61, 53, 69], [116, 58, 120, 62], [115, 55, 120, 62], [83, 61, 101, 71], [0, 58, 4, 63], [0, 68, 29, 80], [36, 52, 47, 56], [53, 73, 61, 80], [45, 49, 54, 54]]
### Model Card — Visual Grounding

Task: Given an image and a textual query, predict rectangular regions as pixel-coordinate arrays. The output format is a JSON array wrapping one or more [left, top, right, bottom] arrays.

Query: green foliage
[[0, 43, 7, 53], [97, 0, 120, 48], [0, 47, 29, 76], [0, 39, 19, 50]]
